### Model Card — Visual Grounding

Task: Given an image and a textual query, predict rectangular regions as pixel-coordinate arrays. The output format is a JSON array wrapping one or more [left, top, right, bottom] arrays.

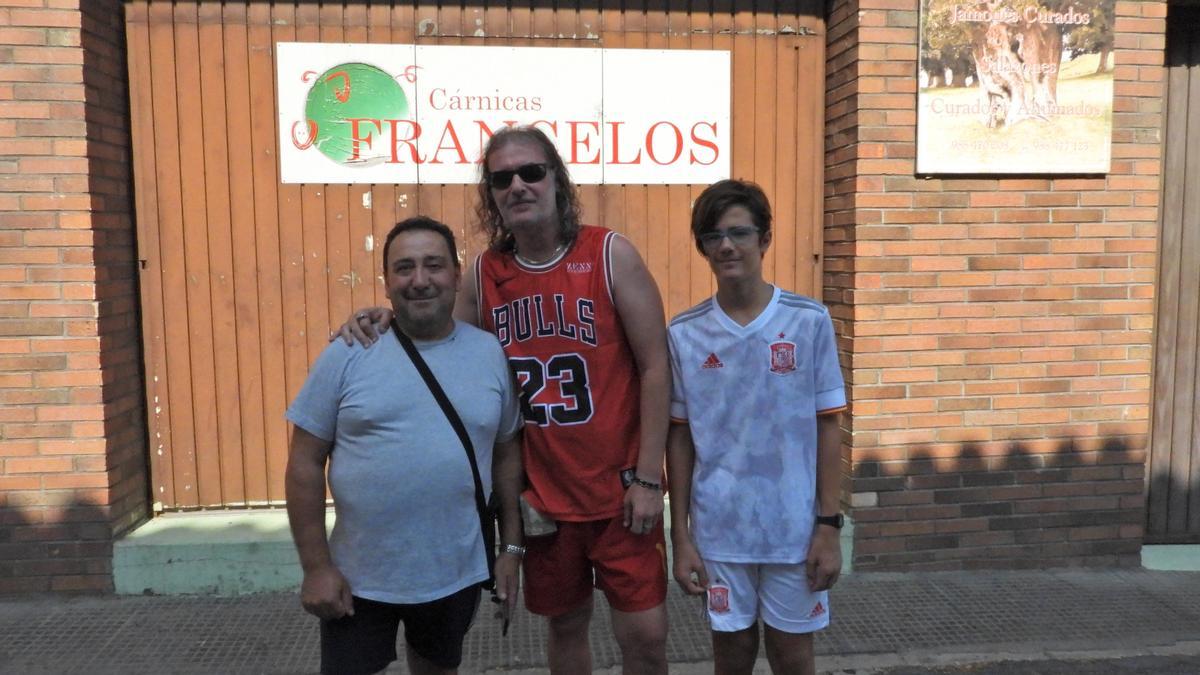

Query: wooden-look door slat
[[198, 2, 247, 506], [799, 33, 825, 297], [147, 1, 198, 508], [222, 1, 269, 505], [126, 0, 176, 509], [1170, 36, 1200, 536], [772, 36, 799, 298], [1149, 10, 1200, 542], [247, 2, 289, 503], [172, 2, 223, 507]]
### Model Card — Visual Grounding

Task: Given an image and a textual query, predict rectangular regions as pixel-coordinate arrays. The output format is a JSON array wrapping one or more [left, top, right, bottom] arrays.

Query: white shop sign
[[277, 43, 730, 185]]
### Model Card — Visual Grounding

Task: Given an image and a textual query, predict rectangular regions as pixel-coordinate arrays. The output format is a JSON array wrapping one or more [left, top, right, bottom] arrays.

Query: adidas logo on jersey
[[701, 353, 723, 369], [808, 601, 826, 618]]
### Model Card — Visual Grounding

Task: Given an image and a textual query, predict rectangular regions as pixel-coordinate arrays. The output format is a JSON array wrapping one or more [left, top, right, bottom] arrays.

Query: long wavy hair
[[475, 126, 582, 252]]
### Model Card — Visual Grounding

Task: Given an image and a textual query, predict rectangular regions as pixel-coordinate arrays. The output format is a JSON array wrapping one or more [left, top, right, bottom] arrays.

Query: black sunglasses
[[488, 163, 550, 190]]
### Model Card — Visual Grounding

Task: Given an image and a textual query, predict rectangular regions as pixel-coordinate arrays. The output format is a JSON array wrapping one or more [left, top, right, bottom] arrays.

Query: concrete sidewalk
[[3, 568, 1200, 673]]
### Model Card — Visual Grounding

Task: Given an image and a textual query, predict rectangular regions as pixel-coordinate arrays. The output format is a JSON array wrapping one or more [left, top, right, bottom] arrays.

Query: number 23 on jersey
[[509, 354, 594, 426]]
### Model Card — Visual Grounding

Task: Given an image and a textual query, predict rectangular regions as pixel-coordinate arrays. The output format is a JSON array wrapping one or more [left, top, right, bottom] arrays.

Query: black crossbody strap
[[391, 320, 495, 588]]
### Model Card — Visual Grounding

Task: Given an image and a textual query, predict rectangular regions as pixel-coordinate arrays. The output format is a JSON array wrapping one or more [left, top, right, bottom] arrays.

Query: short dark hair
[[382, 216, 459, 275], [475, 125, 582, 252], [690, 179, 773, 255]]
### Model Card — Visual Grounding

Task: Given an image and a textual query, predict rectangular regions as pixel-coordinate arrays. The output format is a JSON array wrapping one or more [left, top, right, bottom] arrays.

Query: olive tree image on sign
[[917, 0, 1114, 174]]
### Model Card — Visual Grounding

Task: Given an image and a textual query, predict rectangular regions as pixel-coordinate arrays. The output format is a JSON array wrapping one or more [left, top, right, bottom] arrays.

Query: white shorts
[[703, 559, 830, 634]]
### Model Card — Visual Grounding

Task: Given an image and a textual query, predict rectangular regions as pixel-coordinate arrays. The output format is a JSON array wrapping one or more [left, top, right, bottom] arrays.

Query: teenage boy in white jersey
[[666, 179, 847, 675]]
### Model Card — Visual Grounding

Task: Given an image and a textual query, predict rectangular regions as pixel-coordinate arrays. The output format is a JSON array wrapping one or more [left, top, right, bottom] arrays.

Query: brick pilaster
[[0, 0, 145, 593], [826, 0, 1164, 570]]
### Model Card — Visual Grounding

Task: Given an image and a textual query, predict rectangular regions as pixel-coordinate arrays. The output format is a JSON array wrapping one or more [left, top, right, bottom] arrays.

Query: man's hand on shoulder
[[300, 565, 355, 620], [329, 306, 392, 346], [805, 525, 843, 592]]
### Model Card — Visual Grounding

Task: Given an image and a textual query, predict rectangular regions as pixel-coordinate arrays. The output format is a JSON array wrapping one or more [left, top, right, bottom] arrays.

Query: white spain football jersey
[[669, 286, 846, 563]]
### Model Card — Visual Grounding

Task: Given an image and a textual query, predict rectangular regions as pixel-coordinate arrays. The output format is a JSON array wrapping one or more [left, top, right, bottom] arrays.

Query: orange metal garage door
[[125, 0, 826, 509]]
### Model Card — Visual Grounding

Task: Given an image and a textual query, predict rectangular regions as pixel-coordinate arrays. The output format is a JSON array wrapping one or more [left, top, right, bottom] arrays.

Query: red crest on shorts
[[769, 341, 796, 374], [708, 585, 730, 614]]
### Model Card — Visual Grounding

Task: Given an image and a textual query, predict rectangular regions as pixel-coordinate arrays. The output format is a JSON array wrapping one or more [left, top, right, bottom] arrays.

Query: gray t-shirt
[[286, 321, 521, 604]]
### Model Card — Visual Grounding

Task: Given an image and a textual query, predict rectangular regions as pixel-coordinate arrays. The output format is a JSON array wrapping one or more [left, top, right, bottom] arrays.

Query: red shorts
[[523, 517, 668, 616]]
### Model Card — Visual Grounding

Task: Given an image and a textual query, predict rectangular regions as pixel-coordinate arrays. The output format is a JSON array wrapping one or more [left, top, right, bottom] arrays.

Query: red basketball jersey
[[476, 225, 641, 521]]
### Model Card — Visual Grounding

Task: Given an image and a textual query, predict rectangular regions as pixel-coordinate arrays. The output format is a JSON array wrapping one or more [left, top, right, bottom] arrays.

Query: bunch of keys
[[490, 593, 512, 636]]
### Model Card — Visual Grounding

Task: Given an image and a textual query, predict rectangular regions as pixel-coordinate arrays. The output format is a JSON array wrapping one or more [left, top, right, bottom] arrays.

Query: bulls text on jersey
[[491, 294, 597, 348]]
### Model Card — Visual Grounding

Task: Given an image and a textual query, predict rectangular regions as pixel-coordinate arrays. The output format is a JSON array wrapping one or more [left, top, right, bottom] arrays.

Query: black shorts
[[319, 585, 481, 675]]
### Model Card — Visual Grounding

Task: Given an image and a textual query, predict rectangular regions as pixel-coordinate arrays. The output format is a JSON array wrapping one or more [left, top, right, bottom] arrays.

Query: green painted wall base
[[116, 502, 855, 596], [1141, 544, 1200, 571], [113, 510, 334, 596], [842, 517, 855, 574]]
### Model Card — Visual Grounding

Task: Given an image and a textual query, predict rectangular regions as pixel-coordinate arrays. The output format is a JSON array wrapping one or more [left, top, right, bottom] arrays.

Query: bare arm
[[492, 433, 524, 552], [453, 257, 482, 327], [666, 421, 707, 594], [816, 412, 843, 518], [285, 426, 353, 618], [807, 412, 844, 591], [491, 432, 524, 616], [609, 234, 670, 532]]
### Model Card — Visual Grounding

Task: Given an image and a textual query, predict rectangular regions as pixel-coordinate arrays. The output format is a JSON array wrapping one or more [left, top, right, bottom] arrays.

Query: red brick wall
[[0, 0, 146, 592], [0, 0, 1174, 591], [825, 0, 1165, 569], [825, 0, 865, 522]]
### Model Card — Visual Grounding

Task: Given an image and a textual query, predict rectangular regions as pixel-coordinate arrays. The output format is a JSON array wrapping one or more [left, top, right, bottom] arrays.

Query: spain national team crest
[[708, 584, 730, 614], [769, 341, 796, 374]]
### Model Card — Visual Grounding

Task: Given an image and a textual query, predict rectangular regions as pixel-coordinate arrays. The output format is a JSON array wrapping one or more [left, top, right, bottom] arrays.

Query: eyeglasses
[[699, 225, 760, 251], [488, 163, 550, 190]]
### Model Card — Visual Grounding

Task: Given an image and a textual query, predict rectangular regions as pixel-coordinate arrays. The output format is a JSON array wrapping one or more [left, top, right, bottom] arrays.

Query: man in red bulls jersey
[[667, 180, 846, 675], [337, 127, 670, 674]]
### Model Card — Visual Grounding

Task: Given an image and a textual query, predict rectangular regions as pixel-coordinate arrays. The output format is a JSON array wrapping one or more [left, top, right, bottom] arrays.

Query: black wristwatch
[[815, 513, 844, 529]]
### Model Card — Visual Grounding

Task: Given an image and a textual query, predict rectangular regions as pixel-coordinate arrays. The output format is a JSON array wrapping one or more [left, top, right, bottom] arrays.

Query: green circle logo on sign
[[304, 63, 409, 166]]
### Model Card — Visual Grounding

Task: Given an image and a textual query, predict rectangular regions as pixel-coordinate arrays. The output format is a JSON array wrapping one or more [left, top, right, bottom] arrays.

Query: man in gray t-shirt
[[286, 216, 523, 675]]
